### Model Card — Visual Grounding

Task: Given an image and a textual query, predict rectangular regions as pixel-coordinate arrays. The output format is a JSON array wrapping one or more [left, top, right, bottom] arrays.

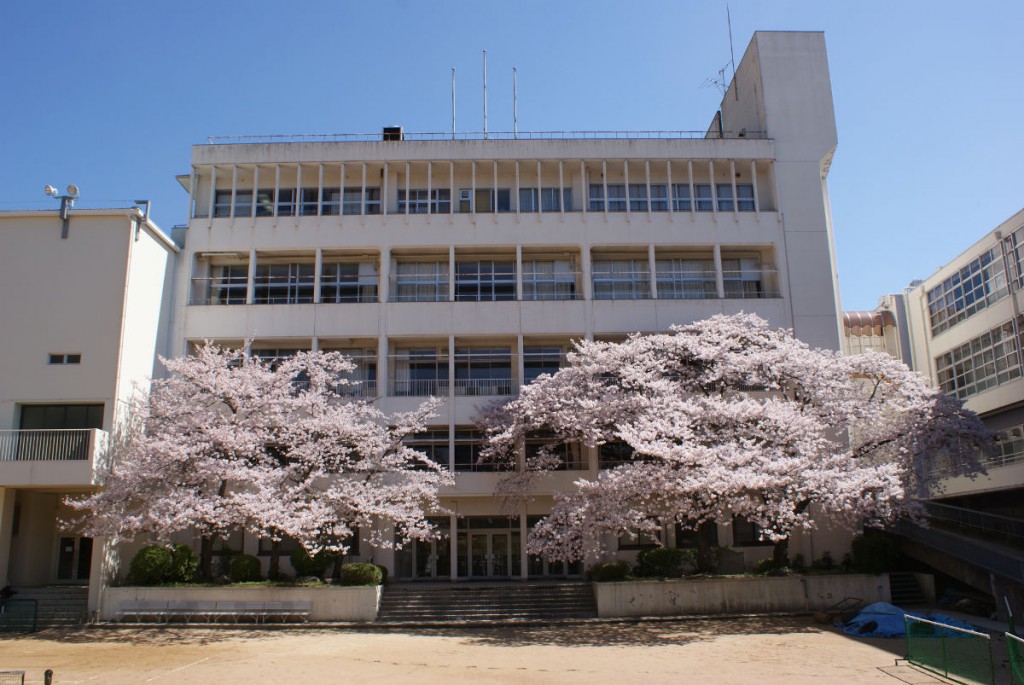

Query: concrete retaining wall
[[594, 574, 890, 618], [100, 585, 381, 623]]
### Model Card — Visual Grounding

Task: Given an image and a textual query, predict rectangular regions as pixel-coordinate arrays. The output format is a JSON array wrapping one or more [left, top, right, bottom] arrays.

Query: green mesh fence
[[904, 615, 994, 685], [0, 599, 36, 634], [1008, 632, 1024, 685]]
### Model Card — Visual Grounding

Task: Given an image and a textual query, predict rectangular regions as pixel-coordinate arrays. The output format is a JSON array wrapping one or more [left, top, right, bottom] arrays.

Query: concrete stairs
[[888, 573, 926, 607], [376, 582, 597, 624], [8, 586, 89, 630]]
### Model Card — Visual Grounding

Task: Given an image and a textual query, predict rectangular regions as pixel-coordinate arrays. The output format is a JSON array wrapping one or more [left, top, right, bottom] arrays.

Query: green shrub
[[170, 544, 199, 583], [290, 547, 332, 578], [754, 558, 789, 576], [810, 551, 836, 571], [791, 554, 807, 572], [229, 554, 263, 583], [636, 547, 686, 578], [128, 545, 175, 585], [373, 563, 389, 584], [589, 561, 632, 582], [850, 534, 901, 574], [339, 562, 383, 586]]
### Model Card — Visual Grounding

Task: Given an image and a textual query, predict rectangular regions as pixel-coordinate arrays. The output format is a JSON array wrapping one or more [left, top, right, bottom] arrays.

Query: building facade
[[895, 208, 1024, 509], [165, 31, 848, 580], [0, 208, 177, 610]]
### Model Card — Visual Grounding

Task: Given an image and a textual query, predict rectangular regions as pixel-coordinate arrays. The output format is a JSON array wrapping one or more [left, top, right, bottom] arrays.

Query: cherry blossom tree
[[67, 343, 452, 580], [482, 313, 991, 566]]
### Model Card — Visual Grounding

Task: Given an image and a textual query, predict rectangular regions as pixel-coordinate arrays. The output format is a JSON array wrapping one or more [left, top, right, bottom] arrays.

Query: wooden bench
[[116, 599, 311, 624]]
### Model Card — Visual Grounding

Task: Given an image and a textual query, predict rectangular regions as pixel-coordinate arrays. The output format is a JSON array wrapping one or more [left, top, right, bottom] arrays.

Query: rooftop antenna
[[451, 67, 456, 140], [727, 5, 738, 100], [482, 49, 488, 139], [513, 67, 518, 139], [701, 63, 730, 95]]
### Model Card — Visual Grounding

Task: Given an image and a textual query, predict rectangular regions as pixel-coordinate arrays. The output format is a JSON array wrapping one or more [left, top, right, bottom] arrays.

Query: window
[[694, 184, 713, 211], [618, 528, 661, 550], [656, 258, 717, 299], [299, 188, 319, 216], [927, 248, 1008, 335], [992, 425, 1024, 467], [606, 184, 627, 212], [455, 260, 516, 302], [588, 184, 605, 211], [716, 184, 734, 211], [1007, 225, 1024, 290], [672, 183, 692, 211], [650, 184, 668, 211], [519, 188, 537, 213], [204, 264, 248, 305], [541, 187, 571, 212], [20, 404, 104, 430], [935, 318, 1022, 400], [213, 190, 232, 217], [233, 190, 253, 217], [523, 346, 565, 383], [598, 441, 634, 469], [397, 189, 429, 214], [593, 259, 651, 300], [525, 433, 582, 470], [276, 188, 296, 217], [392, 348, 448, 396], [453, 347, 513, 396], [522, 260, 577, 300], [255, 189, 275, 217], [405, 430, 450, 470], [48, 353, 82, 365], [586, 184, 626, 212], [326, 348, 377, 398], [675, 522, 719, 549], [628, 184, 648, 212], [721, 257, 766, 299], [454, 429, 509, 471], [253, 263, 315, 304], [732, 516, 773, 546], [737, 183, 755, 211], [393, 261, 449, 302], [320, 261, 378, 303], [321, 188, 341, 215]]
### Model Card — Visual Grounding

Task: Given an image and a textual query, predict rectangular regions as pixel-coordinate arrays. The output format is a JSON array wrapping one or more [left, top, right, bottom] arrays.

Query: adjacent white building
[[167, 31, 849, 580], [0, 208, 177, 610]]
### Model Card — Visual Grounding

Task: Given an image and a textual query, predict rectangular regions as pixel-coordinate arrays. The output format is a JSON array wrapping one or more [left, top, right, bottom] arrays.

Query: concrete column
[[230, 165, 238, 220], [273, 164, 281, 226], [449, 161, 455, 217], [624, 160, 630, 216], [317, 164, 324, 217], [449, 513, 459, 580], [713, 244, 725, 299], [519, 501, 529, 580], [377, 335, 388, 399], [515, 331, 525, 389], [601, 160, 608, 213], [709, 160, 717, 220], [379, 248, 390, 304], [750, 160, 760, 213], [426, 161, 432, 221], [404, 162, 411, 216], [666, 160, 674, 216], [648, 244, 658, 300], [580, 161, 587, 215], [448, 246, 456, 302], [88, 534, 117, 620], [0, 488, 15, 587], [536, 161, 543, 216], [515, 245, 523, 302], [313, 248, 323, 304], [514, 160, 521, 217], [252, 165, 259, 218], [687, 161, 696, 220], [730, 160, 738, 219], [361, 163, 367, 216], [644, 160, 652, 217], [208, 165, 217, 222], [296, 164, 303, 223], [382, 162, 389, 216], [559, 160, 565, 215], [339, 163, 346, 223], [246, 248, 257, 305], [188, 166, 198, 219]]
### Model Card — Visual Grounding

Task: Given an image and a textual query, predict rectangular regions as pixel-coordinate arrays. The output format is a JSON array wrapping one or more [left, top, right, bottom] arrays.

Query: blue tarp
[[841, 601, 980, 638]]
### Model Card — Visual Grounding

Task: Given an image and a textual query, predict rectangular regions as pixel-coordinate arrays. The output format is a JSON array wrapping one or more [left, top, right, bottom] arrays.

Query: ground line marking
[[143, 656, 211, 682]]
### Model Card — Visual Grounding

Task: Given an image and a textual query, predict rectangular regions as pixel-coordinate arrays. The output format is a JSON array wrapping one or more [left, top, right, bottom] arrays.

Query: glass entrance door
[[56, 536, 92, 582], [467, 532, 514, 578]]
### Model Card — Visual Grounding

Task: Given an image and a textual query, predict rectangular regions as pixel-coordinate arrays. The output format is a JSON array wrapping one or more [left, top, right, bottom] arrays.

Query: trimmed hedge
[[127, 544, 198, 585], [589, 561, 632, 582], [339, 563, 383, 586], [229, 554, 263, 583], [290, 548, 332, 578], [636, 547, 686, 578]]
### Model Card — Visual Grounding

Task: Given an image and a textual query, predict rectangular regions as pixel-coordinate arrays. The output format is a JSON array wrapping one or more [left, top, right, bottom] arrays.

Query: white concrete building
[[897, 208, 1024, 507], [0, 208, 177, 610], [168, 31, 848, 580]]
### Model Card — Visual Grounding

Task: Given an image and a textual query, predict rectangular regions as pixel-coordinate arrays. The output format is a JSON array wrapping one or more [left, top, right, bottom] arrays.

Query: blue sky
[[1, 1, 1021, 310]]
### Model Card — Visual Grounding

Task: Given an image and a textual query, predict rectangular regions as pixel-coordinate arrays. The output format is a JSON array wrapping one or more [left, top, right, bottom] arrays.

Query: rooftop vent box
[[382, 126, 404, 141]]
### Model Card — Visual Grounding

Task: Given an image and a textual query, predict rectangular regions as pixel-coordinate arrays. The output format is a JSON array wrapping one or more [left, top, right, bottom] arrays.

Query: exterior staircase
[[376, 582, 598, 624], [888, 573, 926, 606], [9, 586, 89, 630]]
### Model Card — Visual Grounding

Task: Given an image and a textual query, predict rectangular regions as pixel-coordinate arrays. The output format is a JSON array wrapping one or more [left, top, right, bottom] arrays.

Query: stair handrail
[[893, 520, 1024, 584], [922, 501, 1024, 542]]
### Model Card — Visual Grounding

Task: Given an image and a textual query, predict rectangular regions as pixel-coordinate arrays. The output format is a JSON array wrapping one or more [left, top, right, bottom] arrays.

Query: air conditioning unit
[[382, 126, 404, 141]]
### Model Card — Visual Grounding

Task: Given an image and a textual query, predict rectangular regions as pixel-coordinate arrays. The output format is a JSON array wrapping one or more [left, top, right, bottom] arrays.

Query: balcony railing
[[189, 275, 248, 305], [391, 378, 451, 397], [0, 429, 99, 462], [453, 378, 515, 396]]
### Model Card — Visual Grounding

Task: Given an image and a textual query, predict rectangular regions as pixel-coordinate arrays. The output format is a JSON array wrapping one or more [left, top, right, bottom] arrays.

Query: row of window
[[935, 318, 1022, 400], [209, 183, 757, 218], [927, 246, 1007, 337], [193, 257, 773, 305]]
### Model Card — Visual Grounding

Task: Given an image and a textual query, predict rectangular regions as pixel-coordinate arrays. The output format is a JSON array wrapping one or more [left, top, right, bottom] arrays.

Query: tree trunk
[[199, 534, 215, 581], [268, 540, 281, 580], [772, 537, 789, 568]]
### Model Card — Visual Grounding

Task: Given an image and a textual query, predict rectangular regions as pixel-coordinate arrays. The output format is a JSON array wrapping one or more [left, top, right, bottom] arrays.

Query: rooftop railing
[[206, 130, 769, 145]]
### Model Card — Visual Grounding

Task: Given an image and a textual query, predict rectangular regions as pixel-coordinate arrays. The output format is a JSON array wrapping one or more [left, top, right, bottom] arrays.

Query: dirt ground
[[0, 616, 958, 684]]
